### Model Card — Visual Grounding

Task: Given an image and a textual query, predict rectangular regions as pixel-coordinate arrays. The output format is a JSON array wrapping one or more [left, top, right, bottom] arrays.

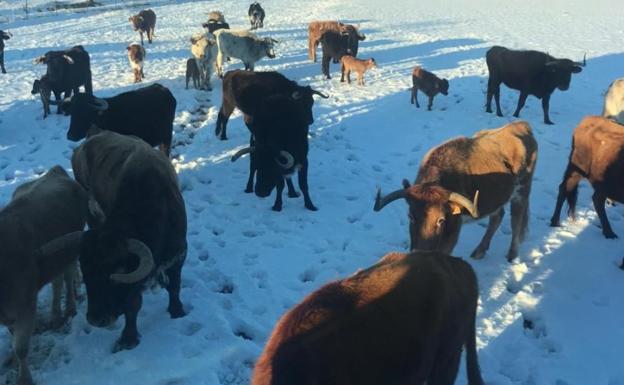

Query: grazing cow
[[129, 9, 156, 45], [213, 29, 277, 77], [215, 69, 328, 140], [31, 74, 53, 119], [602, 78, 624, 124], [340, 55, 377, 85], [63, 83, 177, 156], [202, 11, 230, 34], [318, 28, 361, 79], [308, 21, 365, 62], [33, 45, 93, 115], [375, 121, 537, 262], [550, 116, 624, 238], [0, 30, 12, 73], [248, 2, 265, 30], [185, 58, 200, 89], [0, 165, 87, 385], [71, 130, 187, 352], [190, 33, 218, 90], [126, 43, 145, 83], [410, 65, 449, 110], [485, 46, 585, 124], [253, 250, 485, 385]]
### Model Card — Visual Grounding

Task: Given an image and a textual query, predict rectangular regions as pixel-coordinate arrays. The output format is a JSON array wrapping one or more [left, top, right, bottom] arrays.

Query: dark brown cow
[[410, 65, 449, 110], [129, 9, 156, 45], [318, 29, 358, 79], [375, 121, 537, 262], [307, 21, 365, 62], [185, 58, 200, 89], [252, 250, 485, 385], [550, 116, 624, 239], [126, 43, 145, 83]]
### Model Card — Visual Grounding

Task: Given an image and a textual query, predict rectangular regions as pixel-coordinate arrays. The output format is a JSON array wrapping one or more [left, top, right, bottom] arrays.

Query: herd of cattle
[[1, 4, 624, 385]]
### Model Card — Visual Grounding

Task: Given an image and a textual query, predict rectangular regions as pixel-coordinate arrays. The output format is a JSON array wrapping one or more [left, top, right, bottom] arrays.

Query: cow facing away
[[190, 33, 218, 90], [71, 130, 187, 352], [602, 78, 624, 124], [33, 45, 93, 115], [0, 30, 12, 73], [185, 57, 200, 89], [308, 21, 365, 62], [214, 29, 277, 77], [0, 165, 87, 385], [253, 250, 485, 385], [410, 65, 449, 110], [129, 9, 156, 45], [375, 121, 537, 262], [126, 43, 145, 83], [485, 46, 585, 124], [550, 116, 624, 238], [248, 2, 265, 29], [63, 83, 177, 157]]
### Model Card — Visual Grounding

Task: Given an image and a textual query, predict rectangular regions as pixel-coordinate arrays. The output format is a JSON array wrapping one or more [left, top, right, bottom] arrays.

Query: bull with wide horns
[[374, 121, 537, 262]]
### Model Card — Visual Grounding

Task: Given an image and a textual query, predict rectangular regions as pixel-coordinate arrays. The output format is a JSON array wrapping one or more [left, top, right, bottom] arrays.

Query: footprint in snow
[[299, 268, 318, 283], [180, 321, 203, 337]]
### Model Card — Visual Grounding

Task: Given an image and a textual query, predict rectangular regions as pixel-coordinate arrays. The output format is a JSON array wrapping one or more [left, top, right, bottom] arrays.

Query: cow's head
[[338, 25, 364, 57], [191, 35, 216, 60], [545, 55, 585, 91], [34, 51, 74, 84], [374, 181, 479, 252], [80, 230, 154, 328], [31, 79, 42, 95], [437, 78, 449, 95], [0, 30, 12, 40], [261, 37, 278, 59], [129, 15, 144, 30], [63, 93, 109, 141], [290, 85, 328, 126]]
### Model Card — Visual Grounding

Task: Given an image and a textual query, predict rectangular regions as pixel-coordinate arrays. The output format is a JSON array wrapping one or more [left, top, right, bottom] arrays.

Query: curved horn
[[276, 150, 294, 169], [374, 187, 407, 212], [573, 53, 586, 67], [63, 55, 75, 64], [448, 190, 479, 218], [109, 239, 154, 284], [37, 231, 84, 258], [231, 146, 255, 162], [311, 89, 329, 98], [270, 38, 279, 43], [89, 97, 109, 111], [33, 56, 46, 64]]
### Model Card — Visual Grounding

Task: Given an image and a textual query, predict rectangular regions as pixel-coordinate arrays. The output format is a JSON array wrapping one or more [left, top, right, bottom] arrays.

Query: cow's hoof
[[549, 218, 560, 227], [304, 202, 318, 211], [604, 230, 618, 239], [288, 191, 301, 198], [505, 251, 518, 263], [544, 120, 555, 125], [245, 187, 253, 194], [113, 335, 140, 353], [470, 248, 486, 260], [168, 304, 186, 319], [485, 108, 492, 113], [272, 204, 283, 212], [620, 258, 624, 270], [496, 112, 503, 117]]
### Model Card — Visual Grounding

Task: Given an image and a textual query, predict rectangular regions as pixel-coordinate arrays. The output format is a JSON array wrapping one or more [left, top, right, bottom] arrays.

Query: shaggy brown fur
[[129, 9, 156, 45], [340, 55, 376, 85], [308, 20, 364, 62], [550, 116, 624, 238], [375, 121, 537, 262], [411, 65, 449, 110], [126, 43, 145, 83], [252, 250, 485, 385]]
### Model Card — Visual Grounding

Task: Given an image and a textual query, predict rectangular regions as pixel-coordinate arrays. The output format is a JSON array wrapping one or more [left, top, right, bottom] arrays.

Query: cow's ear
[[571, 66, 582, 74]]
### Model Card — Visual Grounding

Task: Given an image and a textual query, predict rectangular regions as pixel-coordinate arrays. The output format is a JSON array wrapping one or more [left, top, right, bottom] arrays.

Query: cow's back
[[571, 116, 624, 183]]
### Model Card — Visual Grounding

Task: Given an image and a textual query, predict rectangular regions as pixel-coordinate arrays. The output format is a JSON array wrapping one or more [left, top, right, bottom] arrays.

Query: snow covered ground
[[1, 0, 624, 384]]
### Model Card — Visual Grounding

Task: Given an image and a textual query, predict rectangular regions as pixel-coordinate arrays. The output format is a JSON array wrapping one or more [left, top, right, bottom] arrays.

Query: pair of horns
[[231, 147, 295, 170]]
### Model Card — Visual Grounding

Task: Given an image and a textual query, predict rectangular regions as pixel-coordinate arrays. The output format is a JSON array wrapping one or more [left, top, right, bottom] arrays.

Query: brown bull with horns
[[374, 121, 537, 262]]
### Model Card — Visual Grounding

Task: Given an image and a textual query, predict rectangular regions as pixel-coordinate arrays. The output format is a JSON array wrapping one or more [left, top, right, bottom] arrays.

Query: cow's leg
[[165, 257, 186, 318], [470, 207, 504, 259], [512, 91, 528, 117], [63, 265, 77, 319], [485, 76, 495, 113], [140, 31, 144, 46], [272, 178, 285, 212], [340, 62, 345, 82], [51, 276, 62, 325], [298, 160, 318, 211], [216, 100, 235, 140], [550, 164, 583, 226], [506, 193, 527, 262], [347, 70, 352, 84], [542, 95, 554, 125], [593, 189, 617, 239], [54, 89, 65, 114], [13, 305, 35, 385], [140, 67, 145, 80], [113, 294, 142, 352], [286, 177, 300, 198], [427, 95, 434, 111], [413, 88, 420, 108], [322, 53, 331, 79], [465, 307, 485, 385], [427, 348, 462, 385], [245, 136, 256, 193], [0, 50, 6, 74], [215, 50, 224, 78]]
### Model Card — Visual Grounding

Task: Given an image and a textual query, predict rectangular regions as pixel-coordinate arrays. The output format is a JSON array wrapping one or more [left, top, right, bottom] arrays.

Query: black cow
[[63, 83, 176, 156], [129, 9, 156, 45], [72, 130, 187, 352], [486, 46, 585, 125], [0, 30, 12, 74], [34, 45, 93, 115], [318, 28, 360, 79], [248, 2, 265, 30]]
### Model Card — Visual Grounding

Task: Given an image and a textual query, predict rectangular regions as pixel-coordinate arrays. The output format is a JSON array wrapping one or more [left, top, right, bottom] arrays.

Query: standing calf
[[410, 66, 449, 110], [550, 116, 624, 238], [248, 2, 265, 30], [253, 250, 485, 385], [129, 9, 156, 45], [185, 58, 200, 89], [340, 55, 376, 85], [0, 30, 12, 74], [31, 74, 53, 119], [126, 43, 145, 83]]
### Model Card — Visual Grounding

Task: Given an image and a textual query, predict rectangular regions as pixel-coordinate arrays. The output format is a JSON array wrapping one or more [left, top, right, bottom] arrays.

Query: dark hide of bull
[[318, 29, 359, 79], [0, 30, 12, 74], [73, 131, 187, 352], [248, 2, 265, 30], [202, 20, 230, 34], [485, 46, 584, 124], [129, 9, 156, 45], [550, 116, 624, 239], [63, 83, 176, 157], [252, 251, 485, 385], [33, 45, 93, 115]]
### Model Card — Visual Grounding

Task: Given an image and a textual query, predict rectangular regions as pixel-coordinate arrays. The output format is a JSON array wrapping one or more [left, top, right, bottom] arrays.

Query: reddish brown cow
[[252, 250, 485, 385], [308, 20, 365, 62], [340, 55, 377, 85], [126, 43, 145, 83], [410, 65, 449, 110], [129, 9, 156, 45], [550, 116, 624, 239]]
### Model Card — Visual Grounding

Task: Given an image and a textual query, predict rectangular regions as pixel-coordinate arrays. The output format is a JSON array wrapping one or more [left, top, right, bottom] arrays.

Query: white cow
[[603, 78, 624, 124], [213, 29, 276, 77], [190, 33, 218, 90]]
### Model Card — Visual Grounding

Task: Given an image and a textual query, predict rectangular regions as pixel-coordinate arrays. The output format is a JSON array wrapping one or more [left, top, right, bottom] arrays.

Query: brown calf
[[550, 116, 624, 238], [341, 55, 376, 85], [126, 43, 145, 83], [252, 250, 485, 385], [185, 58, 200, 89], [308, 20, 365, 62], [411, 66, 449, 110], [129, 9, 156, 45]]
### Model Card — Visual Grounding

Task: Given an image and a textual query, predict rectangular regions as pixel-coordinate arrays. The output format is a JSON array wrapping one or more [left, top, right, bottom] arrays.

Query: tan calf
[[340, 55, 376, 85], [126, 43, 145, 83]]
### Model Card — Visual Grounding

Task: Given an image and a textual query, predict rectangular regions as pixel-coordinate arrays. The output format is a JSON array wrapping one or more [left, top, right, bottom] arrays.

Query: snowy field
[[1, 0, 624, 384]]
